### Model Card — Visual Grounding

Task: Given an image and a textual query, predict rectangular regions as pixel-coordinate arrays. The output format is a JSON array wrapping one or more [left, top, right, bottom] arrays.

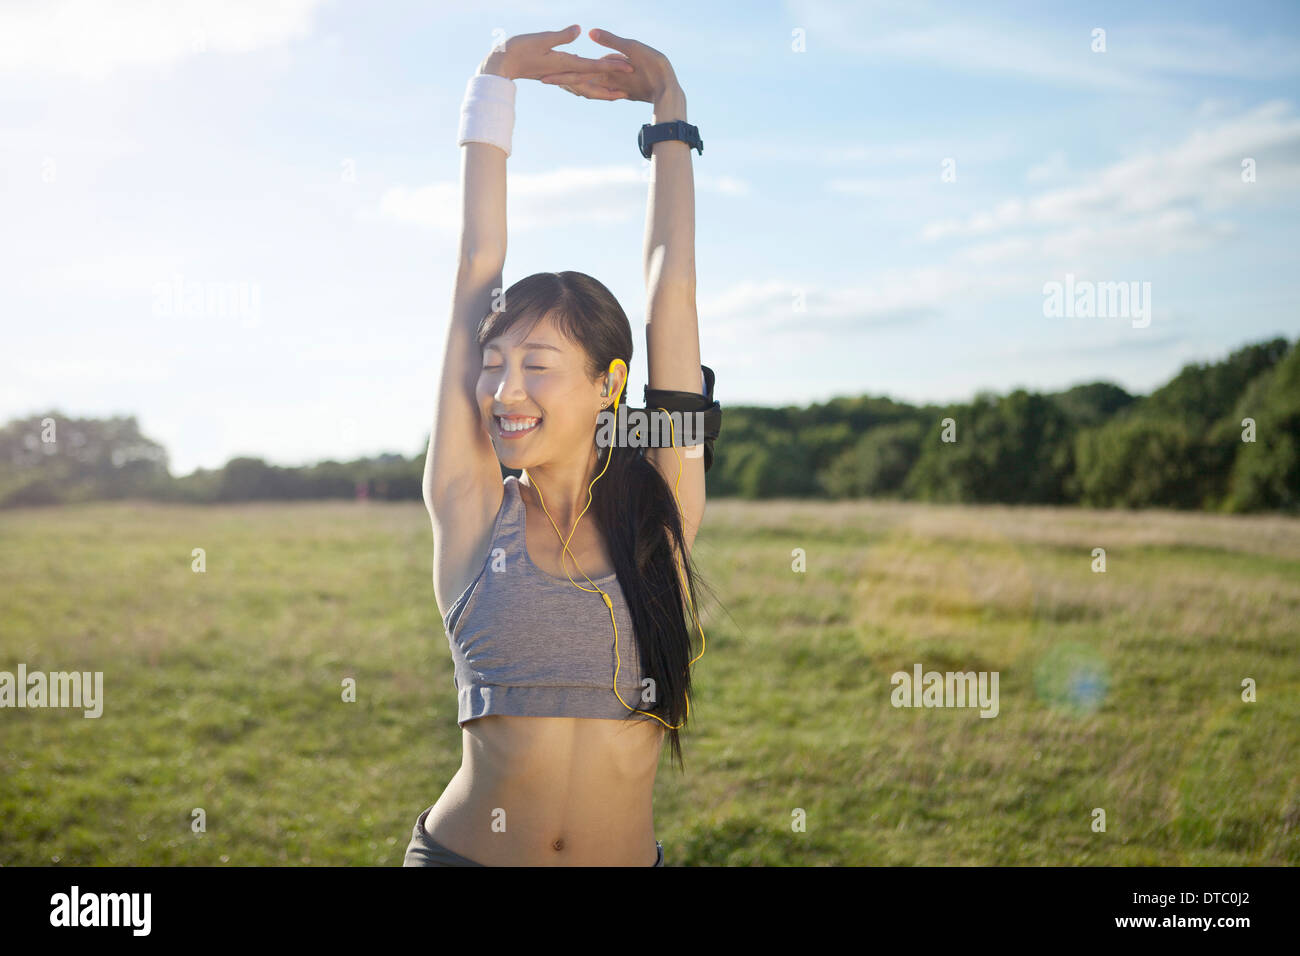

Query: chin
[[493, 441, 532, 469]]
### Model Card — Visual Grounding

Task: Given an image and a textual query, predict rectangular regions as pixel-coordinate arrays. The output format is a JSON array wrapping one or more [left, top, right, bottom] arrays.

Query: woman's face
[[478, 313, 603, 469]]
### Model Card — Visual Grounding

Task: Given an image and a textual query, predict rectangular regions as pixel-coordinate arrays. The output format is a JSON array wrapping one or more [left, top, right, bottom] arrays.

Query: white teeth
[[499, 417, 540, 432]]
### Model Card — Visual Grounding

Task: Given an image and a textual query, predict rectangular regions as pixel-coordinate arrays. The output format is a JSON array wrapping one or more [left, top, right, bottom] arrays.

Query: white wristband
[[457, 72, 516, 157]]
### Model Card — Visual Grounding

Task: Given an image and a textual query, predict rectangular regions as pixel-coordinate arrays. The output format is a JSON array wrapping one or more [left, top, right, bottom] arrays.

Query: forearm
[[643, 84, 696, 291], [458, 54, 513, 268], [459, 142, 506, 269]]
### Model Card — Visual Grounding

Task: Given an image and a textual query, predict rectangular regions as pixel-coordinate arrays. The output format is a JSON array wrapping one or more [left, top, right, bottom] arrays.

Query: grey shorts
[[403, 805, 663, 866]]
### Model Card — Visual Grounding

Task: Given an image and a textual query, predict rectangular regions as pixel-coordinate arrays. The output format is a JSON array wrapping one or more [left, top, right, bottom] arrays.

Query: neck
[[521, 447, 604, 540]]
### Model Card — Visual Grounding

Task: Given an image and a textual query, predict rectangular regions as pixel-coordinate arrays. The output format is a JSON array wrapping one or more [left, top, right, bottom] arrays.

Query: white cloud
[[377, 181, 460, 231], [1026, 150, 1069, 184], [827, 173, 943, 197], [705, 100, 1300, 350], [0, 0, 325, 79], [955, 211, 1237, 267], [712, 175, 751, 197], [726, 135, 1014, 167], [923, 101, 1300, 246], [378, 165, 752, 231], [29, 253, 191, 294], [792, 0, 1300, 91], [701, 266, 1030, 344]]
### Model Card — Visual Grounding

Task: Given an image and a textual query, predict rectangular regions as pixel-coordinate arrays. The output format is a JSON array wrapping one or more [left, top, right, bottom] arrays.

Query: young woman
[[403, 26, 716, 867]]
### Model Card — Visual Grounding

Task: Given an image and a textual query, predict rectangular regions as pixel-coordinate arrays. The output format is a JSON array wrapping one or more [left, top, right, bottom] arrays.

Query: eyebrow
[[483, 340, 563, 353]]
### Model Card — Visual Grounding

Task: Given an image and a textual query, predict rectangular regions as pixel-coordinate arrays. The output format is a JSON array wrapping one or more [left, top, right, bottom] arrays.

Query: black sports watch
[[638, 120, 703, 159]]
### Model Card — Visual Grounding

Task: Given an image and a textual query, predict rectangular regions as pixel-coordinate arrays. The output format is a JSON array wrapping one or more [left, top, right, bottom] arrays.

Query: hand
[[540, 52, 638, 102], [480, 24, 633, 101], [539, 28, 679, 104]]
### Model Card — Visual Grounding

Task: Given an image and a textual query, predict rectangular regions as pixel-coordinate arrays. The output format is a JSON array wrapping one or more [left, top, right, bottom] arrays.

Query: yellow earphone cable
[[525, 359, 706, 731]]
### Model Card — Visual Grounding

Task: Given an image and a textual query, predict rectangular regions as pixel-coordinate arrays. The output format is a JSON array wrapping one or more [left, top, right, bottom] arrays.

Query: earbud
[[603, 359, 626, 401]]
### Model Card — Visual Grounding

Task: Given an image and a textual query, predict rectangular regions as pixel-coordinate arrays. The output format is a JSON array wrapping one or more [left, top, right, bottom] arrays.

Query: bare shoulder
[[428, 475, 507, 617]]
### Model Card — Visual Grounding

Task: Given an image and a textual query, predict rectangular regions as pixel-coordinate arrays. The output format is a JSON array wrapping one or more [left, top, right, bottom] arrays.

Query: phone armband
[[639, 365, 722, 473]]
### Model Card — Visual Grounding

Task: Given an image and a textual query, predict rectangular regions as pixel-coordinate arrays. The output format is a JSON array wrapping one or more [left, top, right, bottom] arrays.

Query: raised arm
[[424, 30, 635, 520], [421, 77, 507, 519], [642, 83, 702, 394], [575, 29, 706, 548], [643, 80, 706, 549]]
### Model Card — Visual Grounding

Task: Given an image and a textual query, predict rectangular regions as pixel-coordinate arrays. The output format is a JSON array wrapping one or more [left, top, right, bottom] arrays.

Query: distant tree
[[1139, 337, 1290, 428], [217, 457, 285, 501], [821, 419, 926, 498], [1073, 418, 1206, 509], [1050, 381, 1136, 429], [904, 390, 1074, 504], [4, 336, 1295, 510], [799, 421, 855, 477], [717, 440, 769, 499], [1068, 337, 1294, 510], [1227, 341, 1300, 512], [0, 412, 169, 507]]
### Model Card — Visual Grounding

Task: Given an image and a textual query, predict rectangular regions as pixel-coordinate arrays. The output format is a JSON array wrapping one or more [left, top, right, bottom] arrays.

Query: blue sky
[[3, 0, 1298, 476]]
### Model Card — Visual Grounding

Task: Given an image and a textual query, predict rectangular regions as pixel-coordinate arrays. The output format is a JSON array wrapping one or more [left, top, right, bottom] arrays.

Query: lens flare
[[1032, 641, 1110, 715]]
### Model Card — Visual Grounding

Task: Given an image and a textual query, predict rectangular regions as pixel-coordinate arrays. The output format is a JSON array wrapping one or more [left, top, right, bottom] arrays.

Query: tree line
[[3, 335, 1296, 512]]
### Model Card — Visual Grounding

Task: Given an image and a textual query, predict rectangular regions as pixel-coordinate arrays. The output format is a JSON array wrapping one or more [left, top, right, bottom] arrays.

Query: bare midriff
[[423, 712, 667, 866]]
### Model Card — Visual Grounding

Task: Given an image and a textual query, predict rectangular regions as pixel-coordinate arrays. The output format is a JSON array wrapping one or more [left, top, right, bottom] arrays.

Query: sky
[[3, 0, 1298, 476]]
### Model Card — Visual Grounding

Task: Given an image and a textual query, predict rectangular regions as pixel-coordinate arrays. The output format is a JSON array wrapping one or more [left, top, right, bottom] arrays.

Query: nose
[[491, 361, 528, 404]]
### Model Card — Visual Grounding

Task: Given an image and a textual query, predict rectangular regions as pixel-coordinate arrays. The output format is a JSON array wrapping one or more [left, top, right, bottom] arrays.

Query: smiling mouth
[[495, 415, 542, 438]]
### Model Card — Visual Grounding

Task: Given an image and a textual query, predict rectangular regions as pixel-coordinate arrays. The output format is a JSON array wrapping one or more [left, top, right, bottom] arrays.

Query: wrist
[[459, 68, 516, 157], [479, 50, 514, 80], [652, 84, 686, 122]]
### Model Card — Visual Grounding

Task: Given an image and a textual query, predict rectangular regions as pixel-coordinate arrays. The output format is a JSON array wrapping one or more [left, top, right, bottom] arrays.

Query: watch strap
[[639, 120, 703, 159]]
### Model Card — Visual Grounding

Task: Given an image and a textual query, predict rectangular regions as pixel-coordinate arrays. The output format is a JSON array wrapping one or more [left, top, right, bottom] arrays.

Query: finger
[[598, 53, 634, 72], [588, 28, 630, 52], [538, 75, 580, 92], [545, 24, 581, 46], [575, 79, 628, 100], [540, 24, 581, 54], [540, 71, 613, 84], [552, 51, 632, 72], [544, 76, 626, 100]]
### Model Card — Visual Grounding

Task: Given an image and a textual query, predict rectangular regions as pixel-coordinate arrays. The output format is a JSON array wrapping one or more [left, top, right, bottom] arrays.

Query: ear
[[607, 364, 627, 401]]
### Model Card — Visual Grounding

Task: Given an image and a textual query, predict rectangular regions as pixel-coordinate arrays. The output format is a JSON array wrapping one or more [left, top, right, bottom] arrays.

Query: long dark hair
[[476, 271, 713, 771]]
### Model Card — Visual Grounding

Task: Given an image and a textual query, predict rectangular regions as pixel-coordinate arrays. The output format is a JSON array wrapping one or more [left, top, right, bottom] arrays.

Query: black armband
[[638, 364, 722, 473]]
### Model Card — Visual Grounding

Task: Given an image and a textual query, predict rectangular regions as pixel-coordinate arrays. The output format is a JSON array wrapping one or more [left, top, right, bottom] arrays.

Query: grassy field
[[1, 497, 1297, 865]]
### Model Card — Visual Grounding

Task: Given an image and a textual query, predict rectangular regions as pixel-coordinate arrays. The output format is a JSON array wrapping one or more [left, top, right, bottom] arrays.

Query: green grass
[[1, 498, 1296, 865]]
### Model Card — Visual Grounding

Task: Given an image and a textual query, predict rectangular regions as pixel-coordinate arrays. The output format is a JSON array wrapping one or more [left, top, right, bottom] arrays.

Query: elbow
[[458, 246, 505, 278], [645, 244, 695, 295], [649, 272, 696, 302]]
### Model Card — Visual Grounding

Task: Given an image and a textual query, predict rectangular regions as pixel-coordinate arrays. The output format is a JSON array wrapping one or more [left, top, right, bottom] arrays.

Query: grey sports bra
[[441, 475, 654, 727]]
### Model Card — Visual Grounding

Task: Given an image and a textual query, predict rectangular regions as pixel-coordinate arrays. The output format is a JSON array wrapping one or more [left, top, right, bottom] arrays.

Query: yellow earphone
[[524, 358, 705, 730]]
